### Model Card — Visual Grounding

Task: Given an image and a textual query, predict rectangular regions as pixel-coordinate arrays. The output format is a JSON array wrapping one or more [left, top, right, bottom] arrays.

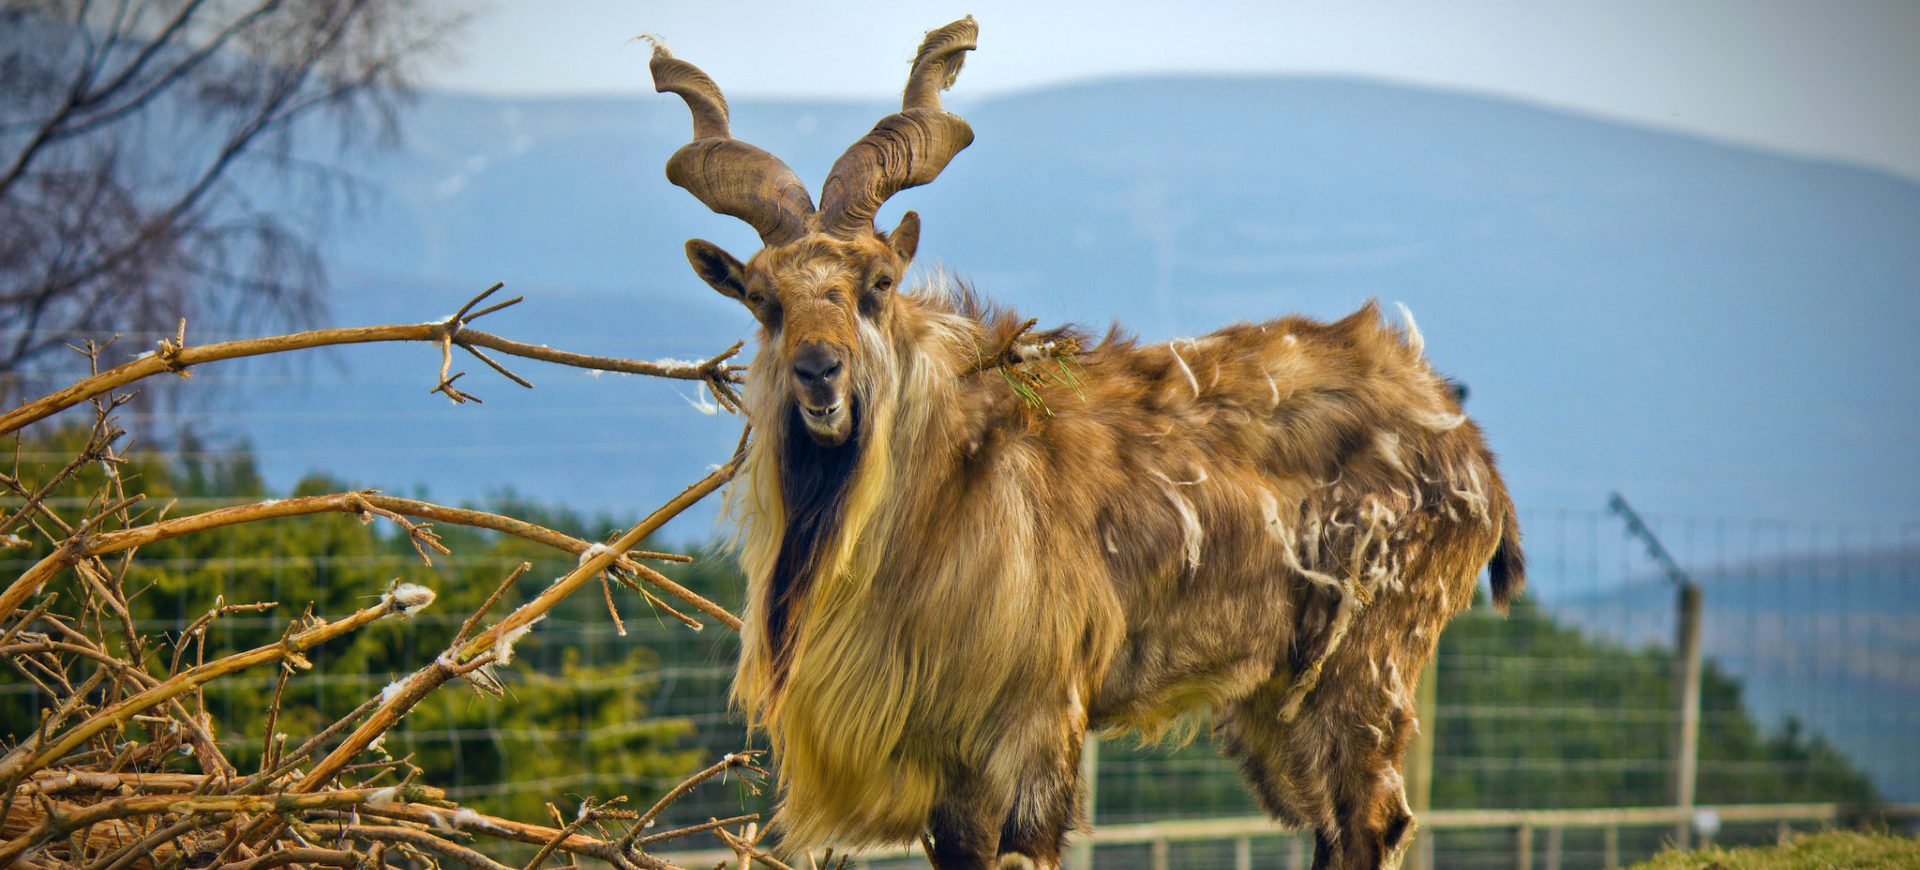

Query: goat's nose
[[792, 343, 843, 385]]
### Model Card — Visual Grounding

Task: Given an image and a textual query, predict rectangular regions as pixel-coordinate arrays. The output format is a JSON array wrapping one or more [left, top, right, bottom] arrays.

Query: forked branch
[[0, 284, 748, 436]]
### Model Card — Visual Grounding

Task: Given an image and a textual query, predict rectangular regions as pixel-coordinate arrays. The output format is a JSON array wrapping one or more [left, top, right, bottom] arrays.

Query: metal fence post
[[1613, 492, 1708, 853], [1603, 825, 1620, 869], [1150, 837, 1170, 870], [1544, 826, 1563, 870], [1516, 824, 1534, 870], [1672, 582, 1704, 849], [1234, 836, 1252, 870]]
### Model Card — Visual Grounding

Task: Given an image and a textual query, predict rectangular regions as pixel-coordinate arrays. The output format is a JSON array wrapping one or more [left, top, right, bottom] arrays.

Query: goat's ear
[[888, 211, 920, 264], [685, 239, 750, 305]]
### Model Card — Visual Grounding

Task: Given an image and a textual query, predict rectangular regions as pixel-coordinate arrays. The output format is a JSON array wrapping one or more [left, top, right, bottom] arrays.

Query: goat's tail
[[1489, 492, 1526, 614]]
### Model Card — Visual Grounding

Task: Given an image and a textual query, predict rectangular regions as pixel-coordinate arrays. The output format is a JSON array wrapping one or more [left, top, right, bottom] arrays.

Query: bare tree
[[0, 0, 464, 385]]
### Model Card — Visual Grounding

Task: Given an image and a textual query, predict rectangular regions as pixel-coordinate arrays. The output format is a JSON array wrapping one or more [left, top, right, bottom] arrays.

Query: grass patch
[[1626, 831, 1920, 870]]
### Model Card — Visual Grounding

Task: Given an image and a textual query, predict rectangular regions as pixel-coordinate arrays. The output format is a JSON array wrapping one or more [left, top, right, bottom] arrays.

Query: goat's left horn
[[816, 17, 978, 238], [651, 41, 816, 247]]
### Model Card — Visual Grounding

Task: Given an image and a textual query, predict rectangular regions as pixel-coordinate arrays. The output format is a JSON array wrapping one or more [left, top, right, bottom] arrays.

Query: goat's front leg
[[925, 764, 1012, 870], [995, 727, 1088, 870]]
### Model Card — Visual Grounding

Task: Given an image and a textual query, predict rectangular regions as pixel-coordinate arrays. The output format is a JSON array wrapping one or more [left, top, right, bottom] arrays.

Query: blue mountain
[[165, 76, 1918, 539]]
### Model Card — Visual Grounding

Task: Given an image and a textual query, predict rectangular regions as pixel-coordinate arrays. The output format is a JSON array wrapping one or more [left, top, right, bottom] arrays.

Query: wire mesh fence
[[3, 494, 1914, 867]]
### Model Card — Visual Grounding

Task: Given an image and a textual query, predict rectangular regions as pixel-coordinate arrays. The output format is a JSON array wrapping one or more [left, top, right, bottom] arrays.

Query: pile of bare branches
[[0, 286, 813, 870]]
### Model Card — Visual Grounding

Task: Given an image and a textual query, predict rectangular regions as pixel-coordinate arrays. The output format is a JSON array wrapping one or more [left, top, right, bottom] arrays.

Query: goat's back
[[1037, 303, 1519, 734]]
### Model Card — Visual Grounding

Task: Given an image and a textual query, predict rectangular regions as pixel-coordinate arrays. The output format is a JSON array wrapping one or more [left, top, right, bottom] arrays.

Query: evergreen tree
[[0, 427, 702, 822]]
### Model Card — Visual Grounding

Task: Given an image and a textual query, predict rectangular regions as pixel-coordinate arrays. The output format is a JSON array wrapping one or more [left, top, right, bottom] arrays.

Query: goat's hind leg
[[1223, 672, 1420, 869]]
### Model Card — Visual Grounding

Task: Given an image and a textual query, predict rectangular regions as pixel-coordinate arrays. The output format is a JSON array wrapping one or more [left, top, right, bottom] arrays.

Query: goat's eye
[[874, 275, 893, 292], [746, 290, 765, 306]]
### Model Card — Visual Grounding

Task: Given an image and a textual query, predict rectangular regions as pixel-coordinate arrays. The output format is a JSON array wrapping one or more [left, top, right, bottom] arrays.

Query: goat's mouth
[[797, 398, 851, 447]]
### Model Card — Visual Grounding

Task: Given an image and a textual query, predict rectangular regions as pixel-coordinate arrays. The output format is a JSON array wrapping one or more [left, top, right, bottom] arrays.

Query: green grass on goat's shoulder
[[1625, 831, 1920, 870]]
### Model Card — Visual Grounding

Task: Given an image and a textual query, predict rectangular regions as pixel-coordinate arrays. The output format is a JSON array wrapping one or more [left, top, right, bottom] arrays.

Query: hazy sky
[[432, 0, 1920, 181]]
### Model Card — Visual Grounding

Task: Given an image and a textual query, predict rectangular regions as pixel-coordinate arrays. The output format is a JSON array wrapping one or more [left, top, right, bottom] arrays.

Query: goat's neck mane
[[735, 281, 996, 709], [763, 399, 865, 687]]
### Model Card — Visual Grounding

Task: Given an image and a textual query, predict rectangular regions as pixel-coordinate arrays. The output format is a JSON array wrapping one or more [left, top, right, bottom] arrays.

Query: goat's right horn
[[651, 41, 816, 247], [816, 17, 978, 238]]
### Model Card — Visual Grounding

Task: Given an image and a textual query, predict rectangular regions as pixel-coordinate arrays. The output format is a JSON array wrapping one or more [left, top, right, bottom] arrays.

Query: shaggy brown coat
[[722, 251, 1521, 870]]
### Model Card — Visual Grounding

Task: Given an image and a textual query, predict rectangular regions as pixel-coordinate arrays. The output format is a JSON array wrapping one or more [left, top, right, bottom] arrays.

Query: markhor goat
[[651, 18, 1524, 870]]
